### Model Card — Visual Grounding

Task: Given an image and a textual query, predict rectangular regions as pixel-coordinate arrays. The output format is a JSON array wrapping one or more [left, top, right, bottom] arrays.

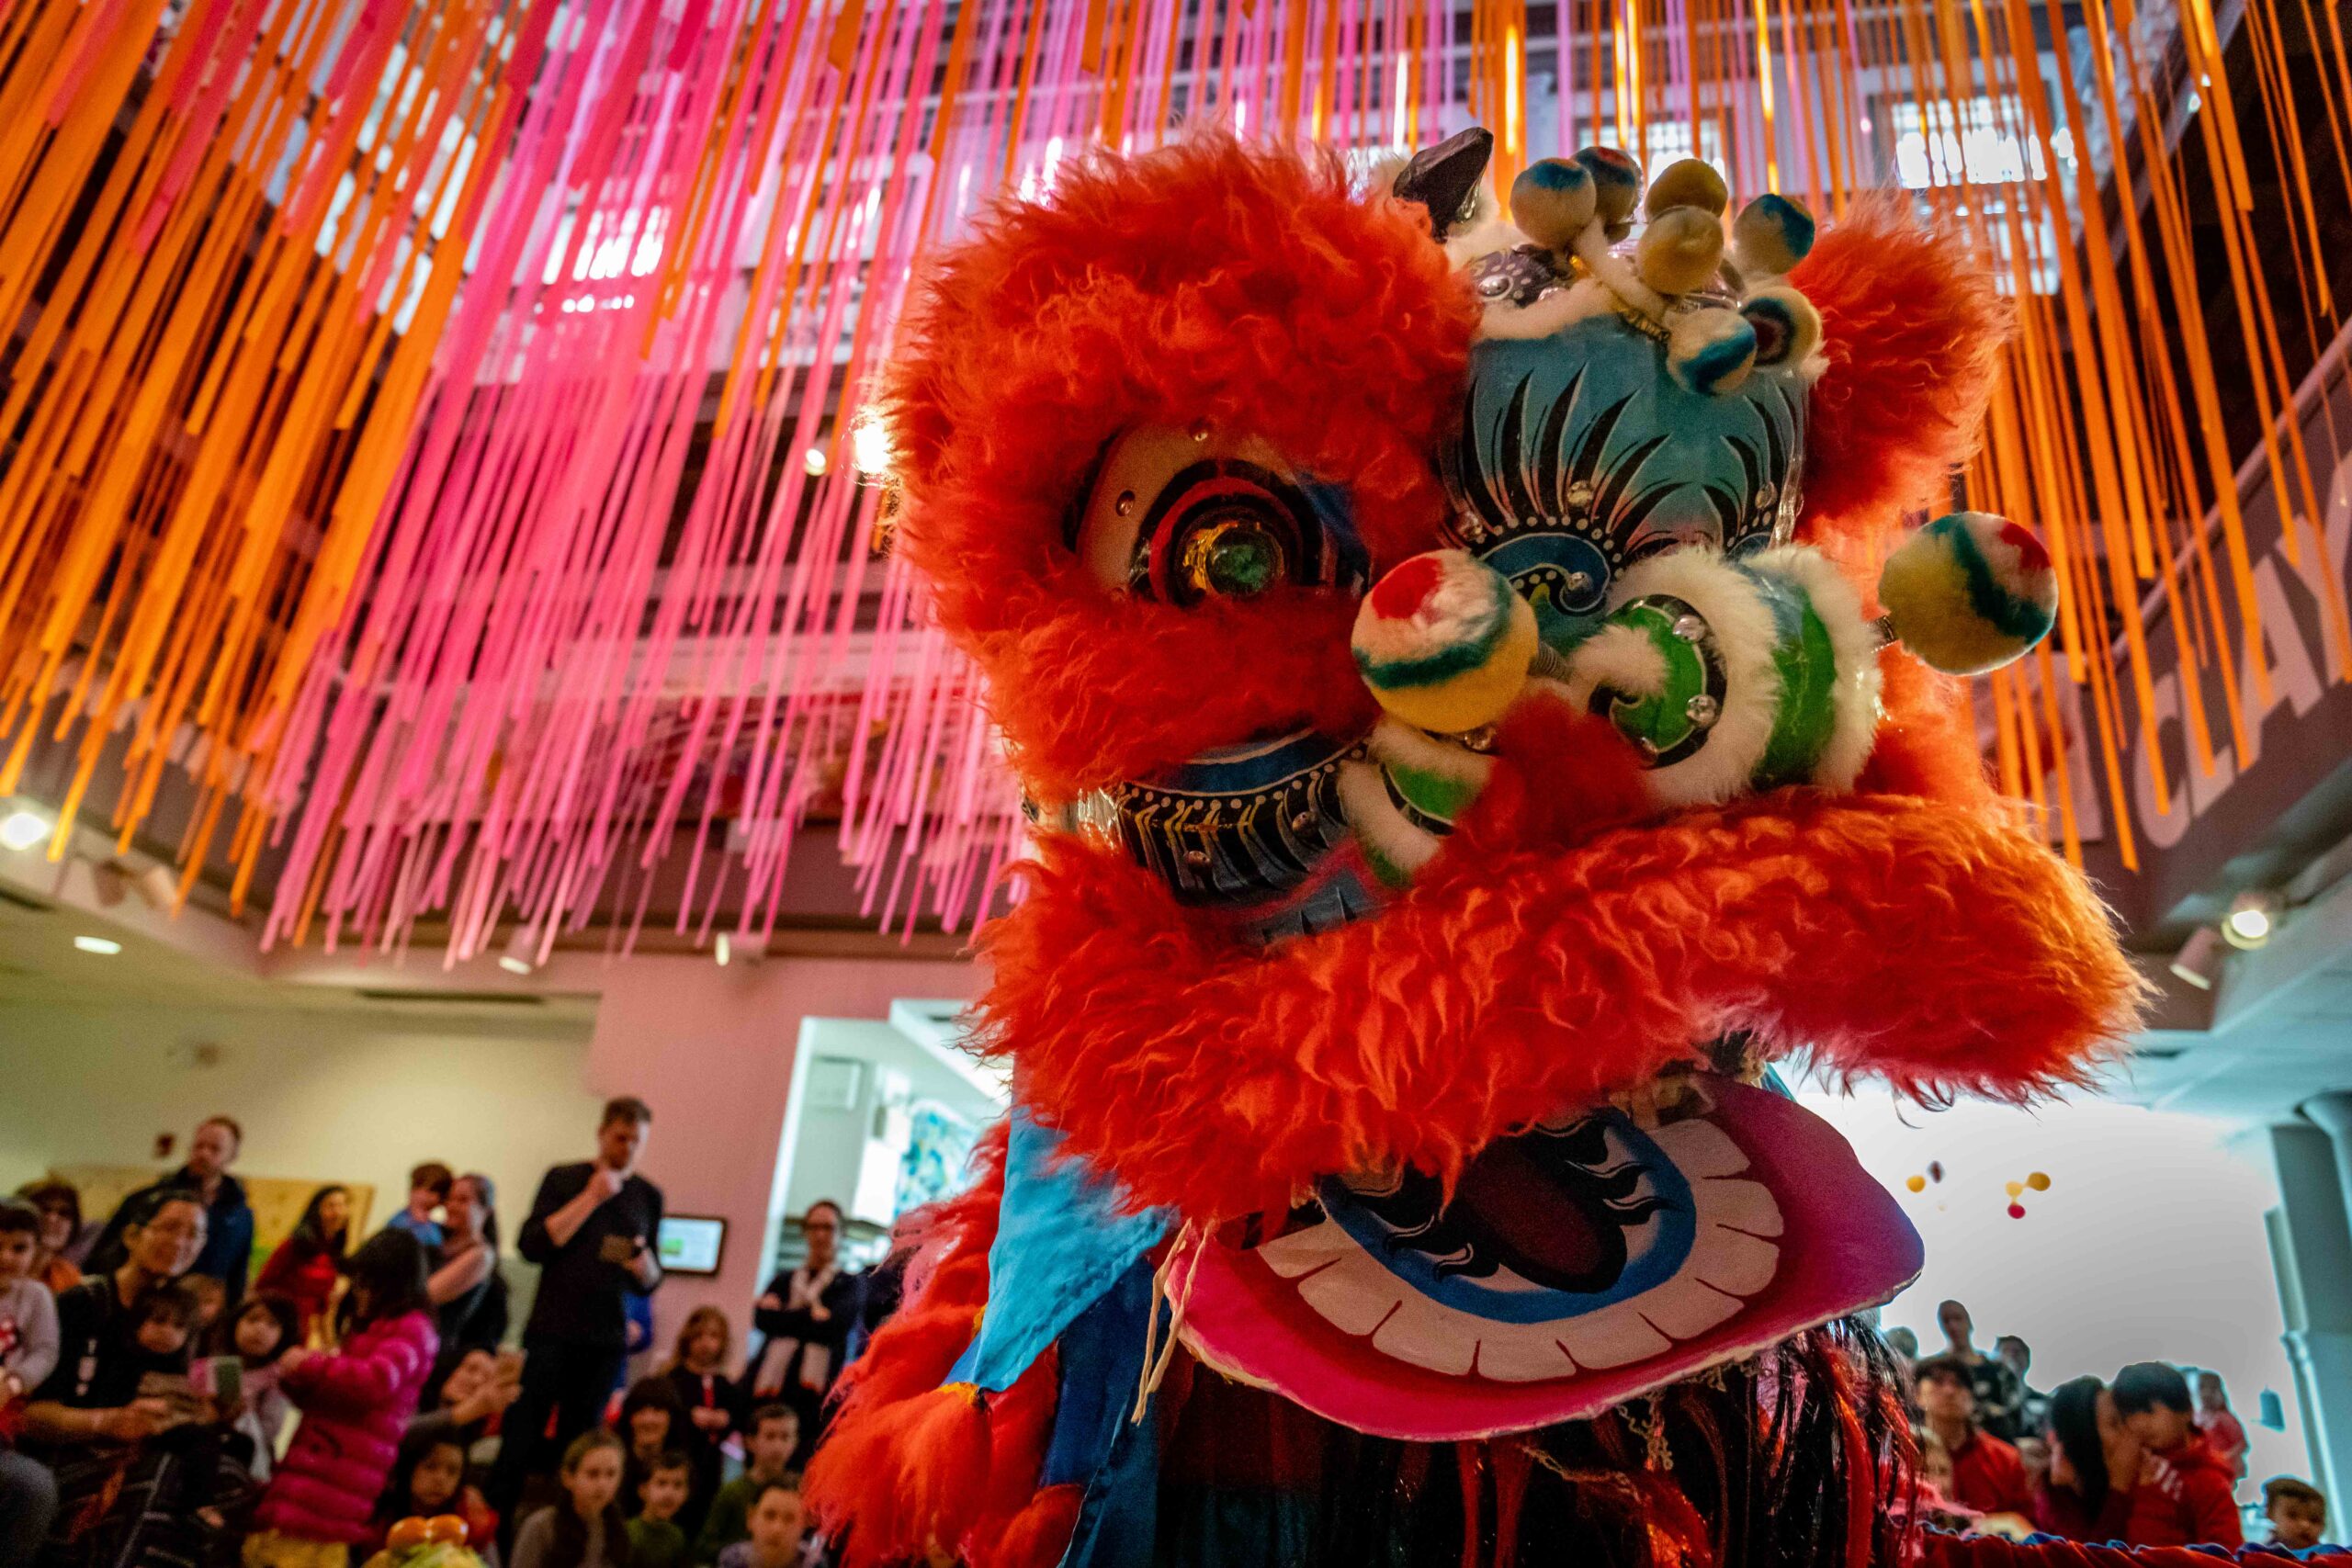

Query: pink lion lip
[[1174, 1078, 1921, 1442]]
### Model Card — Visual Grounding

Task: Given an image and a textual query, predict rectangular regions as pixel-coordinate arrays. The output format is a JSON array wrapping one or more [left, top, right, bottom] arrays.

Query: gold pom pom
[[1573, 144, 1645, 230], [1733, 193, 1816, 276], [1509, 159, 1598, 251], [1644, 158, 1728, 219], [1635, 207, 1725, 296]]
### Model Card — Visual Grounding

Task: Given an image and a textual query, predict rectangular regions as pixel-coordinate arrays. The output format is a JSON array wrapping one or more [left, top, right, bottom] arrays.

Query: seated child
[[375, 1433, 499, 1552], [695, 1404, 798, 1564], [626, 1451, 695, 1568], [0, 1201, 59, 1409], [133, 1280, 263, 1539], [2267, 1476, 2330, 1552], [714, 1478, 805, 1568], [212, 1293, 299, 1483]]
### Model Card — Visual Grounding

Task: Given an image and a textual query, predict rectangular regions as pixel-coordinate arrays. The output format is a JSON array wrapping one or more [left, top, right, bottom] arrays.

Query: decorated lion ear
[[1785, 196, 2007, 559]]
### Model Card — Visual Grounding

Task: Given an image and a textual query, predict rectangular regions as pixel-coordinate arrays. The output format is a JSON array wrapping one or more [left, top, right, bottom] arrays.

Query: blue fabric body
[[948, 1106, 1170, 1393]]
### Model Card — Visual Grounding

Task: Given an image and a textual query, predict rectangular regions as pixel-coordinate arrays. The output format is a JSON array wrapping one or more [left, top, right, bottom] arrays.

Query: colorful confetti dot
[[2005, 1180, 2024, 1198], [2007, 1202, 2027, 1219], [2027, 1172, 2051, 1191], [1906, 1175, 1927, 1193]]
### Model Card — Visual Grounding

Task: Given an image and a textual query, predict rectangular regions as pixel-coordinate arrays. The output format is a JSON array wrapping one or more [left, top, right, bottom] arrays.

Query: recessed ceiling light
[[497, 955, 533, 975], [2222, 889, 2282, 950], [803, 446, 829, 477], [0, 807, 51, 852], [73, 935, 122, 955]]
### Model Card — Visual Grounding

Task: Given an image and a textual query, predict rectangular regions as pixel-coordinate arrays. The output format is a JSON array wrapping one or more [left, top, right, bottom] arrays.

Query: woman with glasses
[[14, 1189, 209, 1568]]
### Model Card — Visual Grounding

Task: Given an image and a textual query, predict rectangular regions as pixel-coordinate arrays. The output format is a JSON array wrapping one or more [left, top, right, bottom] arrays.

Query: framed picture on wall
[[656, 1214, 727, 1275]]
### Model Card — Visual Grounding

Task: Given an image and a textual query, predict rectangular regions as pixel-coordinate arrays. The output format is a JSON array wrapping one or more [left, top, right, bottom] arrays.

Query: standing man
[[1936, 1298, 2025, 1439], [83, 1115, 254, 1306], [491, 1096, 663, 1519], [1996, 1333, 2051, 1439]]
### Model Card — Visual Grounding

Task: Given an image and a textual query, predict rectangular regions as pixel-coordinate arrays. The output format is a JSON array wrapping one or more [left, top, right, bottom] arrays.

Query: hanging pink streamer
[[249, 0, 1515, 961]]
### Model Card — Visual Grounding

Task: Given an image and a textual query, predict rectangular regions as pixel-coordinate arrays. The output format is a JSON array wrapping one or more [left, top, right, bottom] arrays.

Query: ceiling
[[2106, 850, 2352, 1123]]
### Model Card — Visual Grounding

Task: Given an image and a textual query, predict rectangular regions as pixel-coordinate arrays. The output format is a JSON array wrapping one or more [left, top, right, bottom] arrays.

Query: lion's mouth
[[1175, 1076, 1918, 1442]]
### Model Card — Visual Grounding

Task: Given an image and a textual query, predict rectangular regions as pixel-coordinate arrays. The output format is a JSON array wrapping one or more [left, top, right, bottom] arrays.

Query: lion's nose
[[1351, 549, 1539, 737]]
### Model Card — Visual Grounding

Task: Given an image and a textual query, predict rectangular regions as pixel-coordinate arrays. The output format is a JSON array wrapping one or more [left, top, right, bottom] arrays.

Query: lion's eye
[[1071, 425, 1366, 604]]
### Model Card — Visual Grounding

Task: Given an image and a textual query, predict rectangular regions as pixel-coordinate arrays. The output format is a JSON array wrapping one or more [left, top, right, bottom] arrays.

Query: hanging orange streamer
[[0, 0, 2327, 942]]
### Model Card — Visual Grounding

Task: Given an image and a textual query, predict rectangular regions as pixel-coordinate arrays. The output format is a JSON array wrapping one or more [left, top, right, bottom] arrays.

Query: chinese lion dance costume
[[805, 130, 2143, 1568]]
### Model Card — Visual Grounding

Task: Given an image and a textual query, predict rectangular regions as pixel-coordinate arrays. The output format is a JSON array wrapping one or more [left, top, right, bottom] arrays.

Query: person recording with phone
[[490, 1097, 664, 1529]]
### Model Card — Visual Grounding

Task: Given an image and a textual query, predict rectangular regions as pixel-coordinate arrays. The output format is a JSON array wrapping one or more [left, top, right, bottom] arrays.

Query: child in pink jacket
[[246, 1229, 439, 1568]]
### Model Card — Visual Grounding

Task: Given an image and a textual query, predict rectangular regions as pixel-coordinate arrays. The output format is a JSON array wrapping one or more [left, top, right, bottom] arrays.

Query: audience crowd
[[0, 1108, 2333, 1568], [1894, 1298, 2322, 1551]]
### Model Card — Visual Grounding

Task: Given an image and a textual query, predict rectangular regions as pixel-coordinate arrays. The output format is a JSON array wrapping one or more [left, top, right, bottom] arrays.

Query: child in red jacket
[[248, 1230, 440, 1568], [2113, 1361, 2245, 1548]]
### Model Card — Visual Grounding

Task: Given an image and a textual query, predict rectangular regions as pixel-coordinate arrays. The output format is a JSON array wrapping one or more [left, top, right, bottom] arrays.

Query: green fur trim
[[1750, 570, 1838, 787]]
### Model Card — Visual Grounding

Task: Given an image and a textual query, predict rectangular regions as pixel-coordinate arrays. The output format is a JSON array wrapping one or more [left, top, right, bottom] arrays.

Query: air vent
[[352, 988, 548, 1008]]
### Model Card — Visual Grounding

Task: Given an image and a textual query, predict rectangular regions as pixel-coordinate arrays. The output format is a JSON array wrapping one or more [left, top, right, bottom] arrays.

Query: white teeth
[[1698, 1177, 1784, 1237], [1472, 1334, 1580, 1382], [1257, 1224, 1357, 1278], [1690, 1225, 1780, 1295], [1632, 1277, 1746, 1340], [1647, 1117, 1749, 1177], [1295, 1248, 1408, 1336], [1264, 1111, 1789, 1386], [1374, 1292, 1480, 1375], [1553, 1303, 1675, 1368]]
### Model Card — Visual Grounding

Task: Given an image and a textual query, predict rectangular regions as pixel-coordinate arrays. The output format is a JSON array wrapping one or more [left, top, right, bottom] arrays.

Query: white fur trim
[[1478, 276, 1622, 342], [1366, 716, 1497, 789], [1559, 621, 1669, 702], [1338, 757, 1441, 878], [1445, 215, 1532, 270], [1748, 544, 1883, 791], [1583, 549, 1781, 808]]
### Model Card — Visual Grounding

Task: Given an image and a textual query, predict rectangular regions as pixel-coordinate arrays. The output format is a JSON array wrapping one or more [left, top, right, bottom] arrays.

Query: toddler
[[2267, 1476, 2329, 1552], [0, 1201, 58, 1404]]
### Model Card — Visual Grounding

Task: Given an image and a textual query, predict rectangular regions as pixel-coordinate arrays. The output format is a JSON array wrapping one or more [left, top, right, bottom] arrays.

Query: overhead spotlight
[[73, 934, 122, 955], [715, 931, 731, 967], [850, 410, 892, 478], [2222, 888, 2282, 950], [803, 446, 829, 477], [498, 925, 540, 976], [2168, 925, 2222, 990], [0, 806, 52, 852]]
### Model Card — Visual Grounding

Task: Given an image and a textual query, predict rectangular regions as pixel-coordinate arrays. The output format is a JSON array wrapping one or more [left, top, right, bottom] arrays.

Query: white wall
[[1801, 1081, 2307, 1486], [774, 1015, 1006, 1258], [0, 999, 605, 1253]]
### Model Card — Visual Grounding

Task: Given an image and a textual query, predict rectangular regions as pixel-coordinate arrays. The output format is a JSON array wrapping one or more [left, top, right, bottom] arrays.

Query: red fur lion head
[[886, 138, 2138, 1229]]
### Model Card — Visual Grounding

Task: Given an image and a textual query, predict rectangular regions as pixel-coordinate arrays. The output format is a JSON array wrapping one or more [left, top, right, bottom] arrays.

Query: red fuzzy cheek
[[988, 589, 1380, 797]]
